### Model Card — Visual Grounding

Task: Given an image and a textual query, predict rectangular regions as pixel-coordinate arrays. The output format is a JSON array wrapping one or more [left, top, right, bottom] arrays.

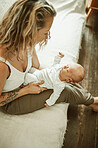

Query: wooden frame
[[86, 0, 98, 21]]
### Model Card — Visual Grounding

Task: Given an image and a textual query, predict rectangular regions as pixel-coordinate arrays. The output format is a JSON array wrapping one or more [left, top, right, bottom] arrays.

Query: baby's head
[[59, 63, 85, 83]]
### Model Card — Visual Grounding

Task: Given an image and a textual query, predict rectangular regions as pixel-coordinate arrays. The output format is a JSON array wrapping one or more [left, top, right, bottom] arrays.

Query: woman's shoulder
[[0, 61, 10, 93], [0, 60, 9, 71], [0, 46, 9, 78], [0, 60, 10, 80]]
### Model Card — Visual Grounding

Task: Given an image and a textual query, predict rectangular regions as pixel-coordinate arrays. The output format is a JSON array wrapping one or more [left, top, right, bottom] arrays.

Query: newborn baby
[[24, 52, 85, 106]]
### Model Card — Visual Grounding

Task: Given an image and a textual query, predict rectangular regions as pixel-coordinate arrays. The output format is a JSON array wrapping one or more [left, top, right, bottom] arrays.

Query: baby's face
[[60, 65, 73, 82], [59, 64, 81, 83]]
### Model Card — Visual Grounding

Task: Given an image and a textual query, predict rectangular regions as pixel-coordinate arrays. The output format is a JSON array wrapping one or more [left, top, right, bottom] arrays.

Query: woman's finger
[[41, 87, 47, 91], [37, 87, 47, 94], [33, 81, 44, 86]]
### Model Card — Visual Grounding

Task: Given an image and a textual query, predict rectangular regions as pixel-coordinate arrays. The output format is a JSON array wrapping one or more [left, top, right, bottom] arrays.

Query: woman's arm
[[0, 87, 26, 106], [0, 81, 47, 106]]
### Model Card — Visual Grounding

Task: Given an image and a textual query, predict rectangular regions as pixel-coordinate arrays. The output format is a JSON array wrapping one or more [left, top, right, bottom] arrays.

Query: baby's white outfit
[[24, 56, 66, 106]]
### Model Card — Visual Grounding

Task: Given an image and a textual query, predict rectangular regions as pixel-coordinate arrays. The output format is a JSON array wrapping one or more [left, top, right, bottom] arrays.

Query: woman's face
[[35, 17, 54, 44]]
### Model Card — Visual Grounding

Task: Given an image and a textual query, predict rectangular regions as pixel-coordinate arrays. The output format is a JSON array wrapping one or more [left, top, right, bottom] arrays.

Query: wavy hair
[[0, 0, 56, 59]]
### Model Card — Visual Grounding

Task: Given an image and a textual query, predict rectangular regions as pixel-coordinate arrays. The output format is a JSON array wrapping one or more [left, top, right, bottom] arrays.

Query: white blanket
[[0, 0, 86, 148]]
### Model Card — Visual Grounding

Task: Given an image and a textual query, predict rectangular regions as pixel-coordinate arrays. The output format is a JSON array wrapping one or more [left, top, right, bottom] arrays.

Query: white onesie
[[24, 55, 66, 106]]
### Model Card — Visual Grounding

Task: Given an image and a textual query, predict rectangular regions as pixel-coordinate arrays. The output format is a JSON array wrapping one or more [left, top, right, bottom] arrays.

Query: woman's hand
[[25, 81, 47, 94]]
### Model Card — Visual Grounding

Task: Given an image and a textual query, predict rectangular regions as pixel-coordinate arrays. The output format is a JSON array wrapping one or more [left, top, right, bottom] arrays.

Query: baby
[[24, 52, 85, 107]]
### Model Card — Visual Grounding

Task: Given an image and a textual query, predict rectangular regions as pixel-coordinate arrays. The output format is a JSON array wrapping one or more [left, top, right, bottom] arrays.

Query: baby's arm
[[52, 52, 64, 66], [45, 87, 64, 107]]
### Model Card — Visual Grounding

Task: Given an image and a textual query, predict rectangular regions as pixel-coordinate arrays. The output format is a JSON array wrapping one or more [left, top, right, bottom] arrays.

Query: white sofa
[[0, 0, 86, 148]]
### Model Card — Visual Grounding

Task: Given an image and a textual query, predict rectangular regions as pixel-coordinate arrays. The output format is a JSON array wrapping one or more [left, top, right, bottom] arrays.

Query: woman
[[0, 0, 98, 115]]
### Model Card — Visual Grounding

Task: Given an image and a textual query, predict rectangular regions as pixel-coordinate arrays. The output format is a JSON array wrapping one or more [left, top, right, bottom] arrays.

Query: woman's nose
[[45, 34, 48, 39], [46, 31, 51, 39]]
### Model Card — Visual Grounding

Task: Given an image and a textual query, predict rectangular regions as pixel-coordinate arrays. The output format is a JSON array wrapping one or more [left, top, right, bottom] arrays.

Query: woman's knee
[[57, 84, 84, 105]]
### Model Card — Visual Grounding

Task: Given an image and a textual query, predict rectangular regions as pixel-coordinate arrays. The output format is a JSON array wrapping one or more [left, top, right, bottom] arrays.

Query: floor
[[62, 11, 98, 148]]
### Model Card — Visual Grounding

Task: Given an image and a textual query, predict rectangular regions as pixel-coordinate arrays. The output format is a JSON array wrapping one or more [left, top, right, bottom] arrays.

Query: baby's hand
[[44, 103, 50, 107], [58, 52, 64, 58]]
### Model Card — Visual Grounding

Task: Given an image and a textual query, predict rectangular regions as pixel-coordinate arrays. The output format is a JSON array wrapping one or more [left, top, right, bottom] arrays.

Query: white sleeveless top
[[0, 53, 32, 92]]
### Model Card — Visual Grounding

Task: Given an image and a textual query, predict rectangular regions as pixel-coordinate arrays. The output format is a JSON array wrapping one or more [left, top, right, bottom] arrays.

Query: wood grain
[[63, 12, 98, 148]]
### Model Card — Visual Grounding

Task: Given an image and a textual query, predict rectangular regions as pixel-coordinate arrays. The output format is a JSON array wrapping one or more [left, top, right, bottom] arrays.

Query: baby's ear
[[77, 81, 80, 84], [70, 81, 75, 84], [66, 78, 74, 83], [69, 78, 76, 84], [69, 78, 73, 82]]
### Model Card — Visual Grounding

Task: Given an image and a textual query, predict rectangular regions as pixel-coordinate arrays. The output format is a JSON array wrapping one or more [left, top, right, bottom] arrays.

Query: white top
[[24, 56, 66, 106], [0, 52, 32, 92]]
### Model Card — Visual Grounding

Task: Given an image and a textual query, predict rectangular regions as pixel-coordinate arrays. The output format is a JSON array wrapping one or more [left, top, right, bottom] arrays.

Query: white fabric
[[37, 0, 86, 66], [0, 103, 69, 148], [24, 55, 66, 106], [0, 54, 32, 92], [0, 0, 86, 148]]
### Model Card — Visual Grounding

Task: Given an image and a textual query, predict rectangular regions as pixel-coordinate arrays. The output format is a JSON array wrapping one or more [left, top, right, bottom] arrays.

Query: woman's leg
[[57, 83, 94, 105], [1, 89, 53, 115], [0, 83, 94, 115]]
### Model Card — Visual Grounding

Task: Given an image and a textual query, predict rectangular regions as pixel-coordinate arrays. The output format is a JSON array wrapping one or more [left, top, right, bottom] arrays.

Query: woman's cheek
[[35, 35, 42, 43]]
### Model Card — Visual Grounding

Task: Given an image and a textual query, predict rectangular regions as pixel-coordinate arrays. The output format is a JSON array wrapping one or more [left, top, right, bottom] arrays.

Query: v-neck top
[[0, 53, 32, 92]]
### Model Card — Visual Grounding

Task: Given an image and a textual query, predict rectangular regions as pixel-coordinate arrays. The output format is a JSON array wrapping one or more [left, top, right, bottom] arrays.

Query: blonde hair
[[0, 0, 56, 59]]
